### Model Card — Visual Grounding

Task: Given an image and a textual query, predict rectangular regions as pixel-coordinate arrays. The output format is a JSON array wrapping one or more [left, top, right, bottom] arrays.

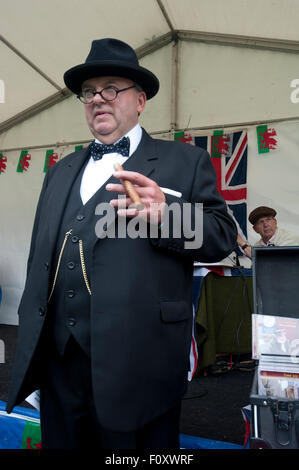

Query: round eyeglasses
[[77, 85, 136, 104]]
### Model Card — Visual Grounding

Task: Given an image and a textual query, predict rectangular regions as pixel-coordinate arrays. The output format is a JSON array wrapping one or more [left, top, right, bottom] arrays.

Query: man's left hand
[[106, 170, 166, 224]]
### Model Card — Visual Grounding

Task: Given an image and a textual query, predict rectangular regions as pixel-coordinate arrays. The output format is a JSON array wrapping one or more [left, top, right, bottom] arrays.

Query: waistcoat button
[[66, 289, 75, 298], [68, 317, 76, 326]]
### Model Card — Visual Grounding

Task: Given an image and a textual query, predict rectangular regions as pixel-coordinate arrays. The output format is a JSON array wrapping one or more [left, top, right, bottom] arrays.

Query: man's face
[[253, 216, 277, 242], [82, 76, 146, 144]]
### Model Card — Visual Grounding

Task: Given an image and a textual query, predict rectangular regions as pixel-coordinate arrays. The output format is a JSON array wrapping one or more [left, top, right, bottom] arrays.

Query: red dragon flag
[[16, 150, 31, 172], [174, 132, 194, 145], [256, 125, 278, 154], [0, 153, 7, 174], [44, 149, 59, 172]]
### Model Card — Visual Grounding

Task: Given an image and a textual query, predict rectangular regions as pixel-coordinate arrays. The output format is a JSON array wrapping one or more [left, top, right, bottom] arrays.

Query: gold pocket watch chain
[[48, 229, 91, 302], [78, 239, 91, 296]]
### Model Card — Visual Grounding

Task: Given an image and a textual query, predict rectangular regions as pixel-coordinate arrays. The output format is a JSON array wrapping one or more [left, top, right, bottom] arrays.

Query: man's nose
[[93, 92, 106, 104]]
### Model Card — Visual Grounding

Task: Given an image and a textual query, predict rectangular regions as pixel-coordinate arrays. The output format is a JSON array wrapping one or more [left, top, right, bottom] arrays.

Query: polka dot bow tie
[[90, 137, 130, 161]]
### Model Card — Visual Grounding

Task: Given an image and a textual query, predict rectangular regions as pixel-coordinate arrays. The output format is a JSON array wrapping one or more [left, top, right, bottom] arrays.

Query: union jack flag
[[176, 130, 248, 377], [195, 130, 248, 238]]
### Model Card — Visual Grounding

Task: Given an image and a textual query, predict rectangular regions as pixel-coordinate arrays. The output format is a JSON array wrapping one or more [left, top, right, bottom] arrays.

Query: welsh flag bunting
[[0, 153, 7, 174], [209, 129, 231, 158], [256, 125, 278, 154], [16, 150, 31, 172], [0, 144, 85, 176], [43, 145, 83, 172], [44, 149, 58, 172], [174, 131, 194, 145]]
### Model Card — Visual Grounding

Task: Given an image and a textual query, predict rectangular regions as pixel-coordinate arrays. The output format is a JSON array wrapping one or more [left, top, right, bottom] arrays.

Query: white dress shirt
[[80, 123, 142, 205]]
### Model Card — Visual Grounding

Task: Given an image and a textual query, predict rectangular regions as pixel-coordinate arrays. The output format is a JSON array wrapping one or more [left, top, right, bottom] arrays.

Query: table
[[193, 268, 253, 371]]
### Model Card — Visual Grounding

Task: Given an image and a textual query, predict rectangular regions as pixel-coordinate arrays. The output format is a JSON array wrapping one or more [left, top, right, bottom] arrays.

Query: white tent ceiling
[[1, 0, 299, 138]]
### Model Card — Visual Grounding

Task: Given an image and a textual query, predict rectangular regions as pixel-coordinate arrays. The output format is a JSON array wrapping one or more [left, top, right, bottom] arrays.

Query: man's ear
[[137, 91, 146, 115]]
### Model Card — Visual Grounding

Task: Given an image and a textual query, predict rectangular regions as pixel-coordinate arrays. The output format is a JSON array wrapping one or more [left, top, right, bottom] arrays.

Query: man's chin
[[92, 124, 114, 137], [91, 127, 121, 144]]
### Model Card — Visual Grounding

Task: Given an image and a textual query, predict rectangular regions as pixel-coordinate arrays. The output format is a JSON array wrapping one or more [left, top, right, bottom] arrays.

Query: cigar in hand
[[113, 163, 144, 211]]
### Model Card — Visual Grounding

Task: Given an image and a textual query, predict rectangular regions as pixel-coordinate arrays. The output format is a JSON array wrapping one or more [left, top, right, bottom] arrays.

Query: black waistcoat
[[47, 161, 100, 356]]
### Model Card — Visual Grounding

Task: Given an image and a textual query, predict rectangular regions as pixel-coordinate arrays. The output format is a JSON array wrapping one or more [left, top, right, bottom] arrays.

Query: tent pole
[[170, 38, 179, 139]]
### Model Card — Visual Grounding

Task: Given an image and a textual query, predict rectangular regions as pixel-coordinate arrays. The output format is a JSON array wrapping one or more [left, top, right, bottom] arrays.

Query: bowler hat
[[248, 206, 277, 225], [64, 38, 159, 99]]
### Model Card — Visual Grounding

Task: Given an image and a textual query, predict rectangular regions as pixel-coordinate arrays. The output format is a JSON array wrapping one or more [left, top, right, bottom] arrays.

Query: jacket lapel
[[47, 146, 90, 250], [122, 129, 158, 176], [92, 130, 160, 239]]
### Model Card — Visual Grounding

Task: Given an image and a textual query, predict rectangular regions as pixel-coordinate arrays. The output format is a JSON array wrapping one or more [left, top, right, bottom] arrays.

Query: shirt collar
[[94, 123, 142, 157]]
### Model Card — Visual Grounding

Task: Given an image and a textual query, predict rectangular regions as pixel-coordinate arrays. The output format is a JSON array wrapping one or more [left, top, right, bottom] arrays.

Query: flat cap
[[248, 206, 277, 225]]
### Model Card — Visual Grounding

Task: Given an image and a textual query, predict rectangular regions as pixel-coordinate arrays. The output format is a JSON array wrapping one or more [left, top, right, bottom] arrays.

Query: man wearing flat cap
[[7, 38, 236, 449], [238, 205, 299, 258]]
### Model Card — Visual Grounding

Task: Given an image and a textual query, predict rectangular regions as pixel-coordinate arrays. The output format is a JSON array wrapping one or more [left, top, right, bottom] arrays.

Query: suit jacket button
[[76, 214, 84, 221], [39, 306, 46, 316], [71, 235, 79, 243], [68, 317, 76, 326], [44, 262, 49, 270], [66, 289, 75, 298]]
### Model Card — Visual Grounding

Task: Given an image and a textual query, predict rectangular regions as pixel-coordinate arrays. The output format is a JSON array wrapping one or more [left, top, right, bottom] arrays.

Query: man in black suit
[[6, 38, 237, 449]]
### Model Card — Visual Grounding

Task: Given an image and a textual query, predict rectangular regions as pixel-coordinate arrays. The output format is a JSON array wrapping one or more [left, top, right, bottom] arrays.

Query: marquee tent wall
[[1, 0, 299, 324]]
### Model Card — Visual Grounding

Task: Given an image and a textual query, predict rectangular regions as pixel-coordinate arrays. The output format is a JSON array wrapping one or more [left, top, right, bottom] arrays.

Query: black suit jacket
[[6, 130, 237, 431]]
